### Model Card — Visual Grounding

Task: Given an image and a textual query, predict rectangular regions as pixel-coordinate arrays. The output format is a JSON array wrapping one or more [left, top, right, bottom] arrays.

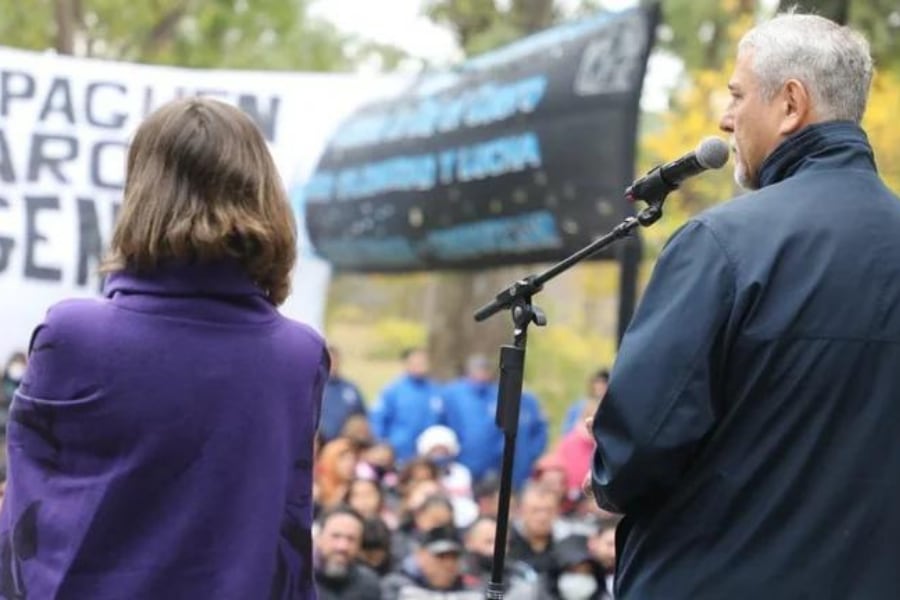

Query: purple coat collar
[[104, 260, 267, 300]]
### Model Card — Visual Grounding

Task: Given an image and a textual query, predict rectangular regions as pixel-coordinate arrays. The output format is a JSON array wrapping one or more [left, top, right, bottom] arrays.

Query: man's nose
[[720, 113, 734, 133]]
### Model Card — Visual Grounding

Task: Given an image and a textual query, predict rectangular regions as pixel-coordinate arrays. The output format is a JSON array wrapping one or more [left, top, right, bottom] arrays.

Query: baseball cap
[[419, 525, 463, 555]]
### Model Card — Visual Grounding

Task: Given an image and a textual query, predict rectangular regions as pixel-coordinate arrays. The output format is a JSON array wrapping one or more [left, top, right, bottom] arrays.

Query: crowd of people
[[1, 345, 618, 598], [312, 345, 619, 598]]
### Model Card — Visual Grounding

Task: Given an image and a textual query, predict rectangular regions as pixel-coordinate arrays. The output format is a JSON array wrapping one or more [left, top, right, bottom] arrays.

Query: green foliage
[[423, 0, 559, 55], [368, 318, 427, 360], [0, 0, 408, 72]]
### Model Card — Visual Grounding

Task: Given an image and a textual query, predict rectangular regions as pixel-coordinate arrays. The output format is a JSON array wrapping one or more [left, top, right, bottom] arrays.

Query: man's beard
[[322, 556, 351, 579]]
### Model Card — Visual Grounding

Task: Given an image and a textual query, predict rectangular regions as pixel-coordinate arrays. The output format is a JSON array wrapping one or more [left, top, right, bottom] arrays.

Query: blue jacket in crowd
[[319, 375, 366, 443], [441, 378, 547, 490], [591, 122, 900, 598], [369, 374, 442, 463]]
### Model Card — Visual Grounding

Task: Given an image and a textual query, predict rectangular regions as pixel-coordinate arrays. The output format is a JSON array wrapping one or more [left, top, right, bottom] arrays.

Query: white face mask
[[557, 572, 599, 600]]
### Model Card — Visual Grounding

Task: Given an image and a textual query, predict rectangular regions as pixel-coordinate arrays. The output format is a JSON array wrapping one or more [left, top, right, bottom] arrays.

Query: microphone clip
[[625, 165, 674, 206]]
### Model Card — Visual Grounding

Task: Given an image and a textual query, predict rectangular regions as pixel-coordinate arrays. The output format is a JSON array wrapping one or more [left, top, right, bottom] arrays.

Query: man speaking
[[590, 12, 900, 599]]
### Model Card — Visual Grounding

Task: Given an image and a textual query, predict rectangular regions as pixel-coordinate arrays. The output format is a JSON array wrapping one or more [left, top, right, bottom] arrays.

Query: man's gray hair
[[738, 13, 874, 123]]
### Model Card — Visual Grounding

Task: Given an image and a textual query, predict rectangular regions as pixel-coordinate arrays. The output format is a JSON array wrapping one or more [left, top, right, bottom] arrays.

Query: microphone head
[[695, 137, 730, 170]]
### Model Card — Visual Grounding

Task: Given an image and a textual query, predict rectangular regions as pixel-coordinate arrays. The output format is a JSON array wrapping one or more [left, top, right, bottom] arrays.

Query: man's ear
[[778, 78, 814, 135]]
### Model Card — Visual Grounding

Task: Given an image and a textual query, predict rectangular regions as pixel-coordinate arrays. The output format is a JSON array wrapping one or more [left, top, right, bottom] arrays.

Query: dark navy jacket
[[591, 122, 900, 599], [319, 375, 366, 443]]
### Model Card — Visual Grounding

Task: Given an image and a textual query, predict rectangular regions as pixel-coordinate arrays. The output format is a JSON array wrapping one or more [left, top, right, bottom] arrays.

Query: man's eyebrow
[[728, 82, 740, 92]]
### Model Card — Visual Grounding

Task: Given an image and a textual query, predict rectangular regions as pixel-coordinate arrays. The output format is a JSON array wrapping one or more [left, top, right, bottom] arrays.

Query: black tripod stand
[[474, 199, 664, 599]]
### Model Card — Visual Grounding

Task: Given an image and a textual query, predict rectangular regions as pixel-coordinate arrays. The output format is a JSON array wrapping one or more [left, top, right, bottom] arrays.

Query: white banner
[[0, 46, 405, 362]]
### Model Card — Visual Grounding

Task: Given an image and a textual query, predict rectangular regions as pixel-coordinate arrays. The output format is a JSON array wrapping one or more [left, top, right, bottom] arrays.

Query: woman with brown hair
[[0, 97, 326, 600], [314, 437, 358, 512]]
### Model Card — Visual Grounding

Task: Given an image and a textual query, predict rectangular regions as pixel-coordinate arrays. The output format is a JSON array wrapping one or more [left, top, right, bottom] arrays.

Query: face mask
[[557, 573, 598, 600], [432, 455, 454, 469]]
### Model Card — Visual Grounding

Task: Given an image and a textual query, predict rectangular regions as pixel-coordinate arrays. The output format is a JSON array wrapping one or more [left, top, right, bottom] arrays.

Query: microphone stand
[[475, 195, 666, 600]]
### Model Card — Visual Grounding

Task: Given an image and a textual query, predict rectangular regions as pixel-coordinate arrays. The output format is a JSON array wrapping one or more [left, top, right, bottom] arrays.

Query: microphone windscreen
[[695, 137, 730, 170]]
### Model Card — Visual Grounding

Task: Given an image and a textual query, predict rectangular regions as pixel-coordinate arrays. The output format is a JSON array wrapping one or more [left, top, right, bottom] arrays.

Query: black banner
[[305, 5, 659, 272]]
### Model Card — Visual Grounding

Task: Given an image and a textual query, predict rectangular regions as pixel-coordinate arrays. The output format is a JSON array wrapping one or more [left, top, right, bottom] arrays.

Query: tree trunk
[[54, 0, 76, 54], [425, 268, 524, 380]]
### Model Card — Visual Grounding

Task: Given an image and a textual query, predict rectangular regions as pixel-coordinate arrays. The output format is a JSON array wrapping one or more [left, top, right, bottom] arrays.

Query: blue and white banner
[[0, 45, 404, 361], [305, 5, 659, 272]]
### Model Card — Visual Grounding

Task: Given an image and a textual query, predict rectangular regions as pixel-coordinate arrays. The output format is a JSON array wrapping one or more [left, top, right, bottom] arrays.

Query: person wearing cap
[[380, 525, 482, 599], [441, 353, 547, 490]]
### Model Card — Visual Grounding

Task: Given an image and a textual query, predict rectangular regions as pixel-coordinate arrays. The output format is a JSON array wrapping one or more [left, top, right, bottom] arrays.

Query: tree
[[0, 0, 403, 71]]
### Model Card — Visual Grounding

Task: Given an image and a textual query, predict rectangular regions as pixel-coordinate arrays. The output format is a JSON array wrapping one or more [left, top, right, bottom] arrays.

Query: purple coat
[[0, 261, 326, 600]]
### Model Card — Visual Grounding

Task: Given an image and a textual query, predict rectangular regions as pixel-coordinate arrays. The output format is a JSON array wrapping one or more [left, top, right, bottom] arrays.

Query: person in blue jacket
[[589, 13, 900, 599], [442, 354, 547, 491], [560, 368, 608, 436], [369, 348, 442, 464], [318, 345, 367, 444]]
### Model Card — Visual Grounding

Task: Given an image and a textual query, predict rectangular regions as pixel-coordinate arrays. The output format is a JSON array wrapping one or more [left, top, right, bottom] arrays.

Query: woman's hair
[[738, 13, 873, 123], [102, 97, 296, 304], [315, 437, 358, 509], [344, 477, 385, 512]]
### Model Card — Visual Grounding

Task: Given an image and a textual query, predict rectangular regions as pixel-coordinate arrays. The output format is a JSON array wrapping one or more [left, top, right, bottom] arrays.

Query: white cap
[[417, 425, 460, 457]]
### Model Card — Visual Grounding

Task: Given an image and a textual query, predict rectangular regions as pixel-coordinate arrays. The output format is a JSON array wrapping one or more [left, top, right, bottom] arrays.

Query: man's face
[[406, 350, 429, 377], [588, 528, 617, 571], [720, 49, 785, 190], [317, 514, 363, 578], [520, 491, 559, 538], [465, 520, 496, 556], [417, 547, 462, 589]]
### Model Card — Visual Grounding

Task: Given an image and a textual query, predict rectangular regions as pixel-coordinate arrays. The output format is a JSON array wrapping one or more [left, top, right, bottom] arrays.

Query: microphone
[[626, 137, 730, 203]]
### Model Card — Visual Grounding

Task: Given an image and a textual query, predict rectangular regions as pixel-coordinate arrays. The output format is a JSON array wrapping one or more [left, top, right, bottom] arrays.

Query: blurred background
[[1, 0, 898, 441]]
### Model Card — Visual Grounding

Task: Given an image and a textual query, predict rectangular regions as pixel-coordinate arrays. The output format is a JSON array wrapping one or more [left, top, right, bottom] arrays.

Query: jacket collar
[[758, 120, 876, 188], [104, 260, 268, 301]]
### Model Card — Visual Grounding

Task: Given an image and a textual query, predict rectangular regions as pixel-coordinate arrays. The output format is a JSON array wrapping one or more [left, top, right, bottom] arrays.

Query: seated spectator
[[395, 456, 441, 513], [319, 345, 367, 445], [416, 425, 473, 500], [314, 437, 358, 513], [313, 505, 381, 600], [461, 516, 544, 599], [508, 483, 561, 578], [340, 413, 374, 449], [392, 493, 455, 566], [531, 453, 569, 504], [560, 369, 608, 436], [550, 534, 606, 600], [381, 525, 481, 599], [473, 475, 502, 519], [344, 477, 398, 529], [587, 517, 620, 599], [356, 441, 398, 491], [360, 516, 394, 576], [416, 425, 478, 528]]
